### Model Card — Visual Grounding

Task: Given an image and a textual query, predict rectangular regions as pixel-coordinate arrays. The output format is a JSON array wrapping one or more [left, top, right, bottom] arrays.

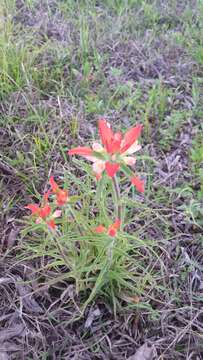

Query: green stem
[[112, 175, 122, 223], [48, 230, 70, 268], [68, 205, 83, 236]]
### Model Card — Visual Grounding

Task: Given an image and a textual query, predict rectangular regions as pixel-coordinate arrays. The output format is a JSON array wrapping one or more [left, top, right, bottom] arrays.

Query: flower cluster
[[49, 176, 69, 206], [68, 119, 144, 192], [25, 177, 68, 229], [95, 219, 121, 237], [25, 117, 146, 308], [26, 119, 145, 234]]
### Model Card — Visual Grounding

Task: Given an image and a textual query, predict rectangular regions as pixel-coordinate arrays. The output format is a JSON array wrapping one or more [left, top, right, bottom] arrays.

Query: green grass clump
[[0, 31, 29, 98], [21, 158, 169, 314]]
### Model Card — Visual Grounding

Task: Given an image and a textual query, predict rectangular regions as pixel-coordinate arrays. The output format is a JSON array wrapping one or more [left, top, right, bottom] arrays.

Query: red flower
[[56, 190, 68, 206], [25, 201, 61, 229], [25, 202, 55, 229], [68, 119, 143, 187], [49, 176, 69, 206], [107, 218, 121, 237], [131, 176, 145, 193], [43, 189, 51, 202], [98, 119, 122, 154], [105, 162, 120, 177], [120, 125, 142, 154], [94, 219, 121, 237], [98, 119, 142, 156], [25, 180, 64, 229], [46, 219, 56, 229], [49, 177, 59, 192], [25, 203, 51, 218], [95, 224, 106, 233], [68, 147, 93, 157]]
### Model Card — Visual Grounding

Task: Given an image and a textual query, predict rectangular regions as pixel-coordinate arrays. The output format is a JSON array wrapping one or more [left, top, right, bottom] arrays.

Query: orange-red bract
[[105, 162, 120, 177], [43, 189, 51, 202], [49, 176, 59, 192], [107, 218, 121, 236], [95, 225, 106, 233], [46, 219, 56, 229], [68, 147, 93, 156], [98, 119, 114, 153], [56, 189, 69, 206], [131, 176, 145, 193], [68, 119, 143, 182], [120, 124, 143, 153], [25, 203, 51, 218], [94, 219, 121, 237], [49, 176, 69, 206], [25, 204, 40, 215]]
